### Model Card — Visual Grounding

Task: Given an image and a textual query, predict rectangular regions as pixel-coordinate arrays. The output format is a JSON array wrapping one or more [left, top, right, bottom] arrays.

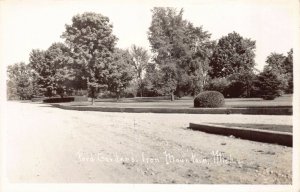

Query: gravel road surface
[[5, 102, 292, 184]]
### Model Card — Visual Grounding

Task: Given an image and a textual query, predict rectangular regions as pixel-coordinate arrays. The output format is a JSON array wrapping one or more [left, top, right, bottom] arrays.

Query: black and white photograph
[[0, 0, 299, 191]]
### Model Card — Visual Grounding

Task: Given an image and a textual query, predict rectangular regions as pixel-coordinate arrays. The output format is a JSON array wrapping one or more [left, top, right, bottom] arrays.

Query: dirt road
[[5, 102, 292, 184]]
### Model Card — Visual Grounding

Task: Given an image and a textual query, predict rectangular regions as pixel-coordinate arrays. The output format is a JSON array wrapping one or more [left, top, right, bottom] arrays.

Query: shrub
[[262, 95, 276, 100], [226, 81, 246, 98], [204, 78, 230, 96], [43, 97, 74, 103], [194, 91, 225, 108], [254, 69, 283, 100], [31, 96, 46, 102]]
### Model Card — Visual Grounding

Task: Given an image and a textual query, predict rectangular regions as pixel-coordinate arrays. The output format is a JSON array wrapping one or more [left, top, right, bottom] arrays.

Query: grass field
[[212, 123, 293, 133], [70, 94, 292, 108]]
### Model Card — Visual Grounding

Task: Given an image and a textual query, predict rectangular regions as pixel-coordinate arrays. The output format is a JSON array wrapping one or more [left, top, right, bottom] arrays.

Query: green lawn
[[70, 94, 292, 108], [212, 123, 292, 133]]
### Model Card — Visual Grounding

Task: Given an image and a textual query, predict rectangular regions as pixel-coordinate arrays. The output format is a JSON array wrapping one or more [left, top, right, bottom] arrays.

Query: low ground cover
[[66, 94, 292, 108], [212, 123, 292, 133]]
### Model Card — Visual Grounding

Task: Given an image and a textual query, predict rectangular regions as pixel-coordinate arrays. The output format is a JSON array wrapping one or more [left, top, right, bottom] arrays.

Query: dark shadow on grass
[[227, 105, 292, 108], [212, 123, 292, 133]]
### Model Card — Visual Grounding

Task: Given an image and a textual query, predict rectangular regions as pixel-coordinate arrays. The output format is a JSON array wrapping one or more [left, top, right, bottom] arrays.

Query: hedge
[[43, 97, 75, 103]]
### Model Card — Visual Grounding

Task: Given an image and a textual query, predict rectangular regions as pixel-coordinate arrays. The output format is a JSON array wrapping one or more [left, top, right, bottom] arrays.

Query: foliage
[[6, 80, 18, 100], [203, 77, 230, 96], [43, 97, 75, 103], [148, 8, 213, 100], [284, 49, 293, 75], [194, 91, 225, 108], [106, 48, 135, 100], [208, 32, 257, 98], [28, 49, 47, 96], [143, 63, 164, 97], [227, 70, 256, 98], [284, 49, 293, 93], [7, 62, 34, 100], [29, 43, 73, 97], [61, 12, 117, 103], [129, 45, 150, 97], [264, 50, 293, 94], [254, 68, 283, 100], [265, 53, 286, 73], [209, 32, 256, 79], [204, 70, 256, 98]]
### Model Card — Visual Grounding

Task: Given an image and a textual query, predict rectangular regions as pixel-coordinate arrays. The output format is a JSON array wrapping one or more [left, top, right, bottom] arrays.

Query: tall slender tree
[[107, 48, 135, 100], [284, 49, 293, 93], [29, 49, 48, 96], [148, 8, 213, 100], [129, 45, 150, 97]]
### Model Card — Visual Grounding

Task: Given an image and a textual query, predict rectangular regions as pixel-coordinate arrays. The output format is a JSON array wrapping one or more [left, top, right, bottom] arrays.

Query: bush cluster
[[43, 97, 75, 103], [204, 78, 253, 98], [254, 69, 283, 100], [262, 95, 276, 100], [194, 91, 225, 108]]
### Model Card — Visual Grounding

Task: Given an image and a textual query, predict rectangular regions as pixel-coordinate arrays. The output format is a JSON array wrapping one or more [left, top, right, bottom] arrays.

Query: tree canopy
[[148, 8, 213, 99], [7, 62, 33, 100], [61, 12, 117, 103], [29, 43, 73, 97], [106, 48, 135, 100], [6, 9, 294, 101], [264, 49, 293, 93], [209, 31, 256, 78], [129, 45, 150, 97]]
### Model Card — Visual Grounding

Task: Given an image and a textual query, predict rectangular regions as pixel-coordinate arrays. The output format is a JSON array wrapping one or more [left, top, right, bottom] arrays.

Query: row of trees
[[7, 8, 293, 102], [204, 45, 293, 98]]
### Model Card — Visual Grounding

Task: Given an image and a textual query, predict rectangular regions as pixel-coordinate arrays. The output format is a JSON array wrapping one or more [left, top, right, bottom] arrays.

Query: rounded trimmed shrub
[[194, 91, 225, 108]]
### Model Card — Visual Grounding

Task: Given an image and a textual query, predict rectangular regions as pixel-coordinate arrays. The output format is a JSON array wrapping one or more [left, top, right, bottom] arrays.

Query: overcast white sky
[[0, 0, 298, 71]]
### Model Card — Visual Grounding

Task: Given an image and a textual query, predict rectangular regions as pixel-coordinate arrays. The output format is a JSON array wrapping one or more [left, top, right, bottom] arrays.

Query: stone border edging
[[51, 104, 292, 115], [189, 123, 292, 147]]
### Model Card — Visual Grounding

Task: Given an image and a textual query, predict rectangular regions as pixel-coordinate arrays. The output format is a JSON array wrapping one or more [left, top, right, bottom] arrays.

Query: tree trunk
[[247, 84, 251, 98], [116, 92, 120, 101], [170, 92, 174, 101], [91, 97, 94, 105]]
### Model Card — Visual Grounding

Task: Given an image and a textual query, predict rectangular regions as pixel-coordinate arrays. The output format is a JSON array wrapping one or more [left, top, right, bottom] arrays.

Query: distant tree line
[[7, 8, 293, 102]]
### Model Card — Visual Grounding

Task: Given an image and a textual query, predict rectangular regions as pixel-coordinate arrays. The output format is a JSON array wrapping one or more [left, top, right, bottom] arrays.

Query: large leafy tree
[[61, 12, 117, 104], [264, 51, 293, 94], [148, 8, 213, 100], [209, 31, 256, 78], [176, 22, 214, 96], [107, 48, 135, 100], [7, 62, 34, 100], [208, 32, 256, 97], [29, 43, 73, 97]]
